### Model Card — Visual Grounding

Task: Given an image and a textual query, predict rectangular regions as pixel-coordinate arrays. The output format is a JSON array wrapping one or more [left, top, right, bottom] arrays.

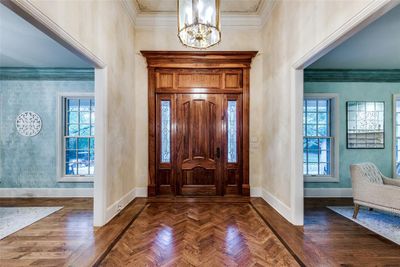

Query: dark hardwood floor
[[251, 198, 400, 267], [99, 202, 298, 266], [1, 197, 399, 266], [0, 198, 146, 266]]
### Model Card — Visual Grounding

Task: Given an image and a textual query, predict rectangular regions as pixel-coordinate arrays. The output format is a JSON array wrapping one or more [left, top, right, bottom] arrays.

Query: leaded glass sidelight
[[161, 101, 171, 163], [227, 101, 237, 163]]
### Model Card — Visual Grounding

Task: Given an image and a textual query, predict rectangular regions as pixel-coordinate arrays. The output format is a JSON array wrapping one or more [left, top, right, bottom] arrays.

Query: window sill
[[304, 176, 339, 183], [58, 176, 94, 183]]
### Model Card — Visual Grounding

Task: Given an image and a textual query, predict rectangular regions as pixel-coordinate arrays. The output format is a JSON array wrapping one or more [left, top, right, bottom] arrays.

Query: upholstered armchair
[[350, 163, 400, 219]]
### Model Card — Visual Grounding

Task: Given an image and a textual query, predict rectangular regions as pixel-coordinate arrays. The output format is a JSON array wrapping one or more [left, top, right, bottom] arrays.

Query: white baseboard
[[105, 187, 137, 224], [250, 187, 262, 197], [0, 188, 93, 198], [304, 188, 353, 198], [135, 187, 148, 197], [260, 188, 292, 221]]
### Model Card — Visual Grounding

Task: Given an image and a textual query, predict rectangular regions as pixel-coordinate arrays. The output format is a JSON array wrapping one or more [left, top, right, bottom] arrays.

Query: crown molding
[[123, 0, 275, 29]]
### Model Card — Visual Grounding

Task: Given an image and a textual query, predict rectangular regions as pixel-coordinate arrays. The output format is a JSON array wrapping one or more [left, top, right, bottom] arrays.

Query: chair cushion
[[359, 163, 383, 184]]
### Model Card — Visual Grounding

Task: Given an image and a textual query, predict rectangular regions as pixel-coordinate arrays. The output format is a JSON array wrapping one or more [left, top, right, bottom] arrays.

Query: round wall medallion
[[15, 111, 42, 137]]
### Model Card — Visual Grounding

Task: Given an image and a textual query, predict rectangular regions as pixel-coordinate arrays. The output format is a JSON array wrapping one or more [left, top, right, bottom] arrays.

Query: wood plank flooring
[[0, 198, 146, 266], [99, 202, 299, 266], [251, 198, 400, 267], [1, 197, 399, 266]]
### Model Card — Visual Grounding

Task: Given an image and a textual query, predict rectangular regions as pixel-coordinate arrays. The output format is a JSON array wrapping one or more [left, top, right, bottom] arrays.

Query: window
[[394, 96, 400, 177], [61, 96, 95, 180], [227, 100, 237, 163], [160, 100, 171, 163], [303, 94, 339, 182]]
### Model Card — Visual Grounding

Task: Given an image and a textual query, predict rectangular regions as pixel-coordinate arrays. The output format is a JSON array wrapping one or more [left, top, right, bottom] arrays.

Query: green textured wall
[[0, 68, 94, 188], [304, 82, 400, 189]]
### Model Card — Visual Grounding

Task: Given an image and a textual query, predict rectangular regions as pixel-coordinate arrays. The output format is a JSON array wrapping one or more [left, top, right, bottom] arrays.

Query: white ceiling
[[135, 0, 264, 14], [309, 4, 400, 70], [0, 3, 91, 68]]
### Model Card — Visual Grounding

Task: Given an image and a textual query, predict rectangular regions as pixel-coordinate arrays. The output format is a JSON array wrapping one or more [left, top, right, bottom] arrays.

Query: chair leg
[[353, 204, 360, 219]]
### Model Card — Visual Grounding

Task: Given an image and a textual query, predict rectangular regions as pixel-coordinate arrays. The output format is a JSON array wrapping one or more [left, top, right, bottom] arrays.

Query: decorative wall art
[[15, 111, 42, 137], [346, 101, 384, 149]]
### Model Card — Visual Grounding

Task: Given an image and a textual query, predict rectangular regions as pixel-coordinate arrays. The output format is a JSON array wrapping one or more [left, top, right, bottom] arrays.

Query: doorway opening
[[142, 51, 257, 197]]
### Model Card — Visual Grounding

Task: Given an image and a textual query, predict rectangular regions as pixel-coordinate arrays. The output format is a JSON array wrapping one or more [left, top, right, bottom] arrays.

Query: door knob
[[216, 147, 221, 159]]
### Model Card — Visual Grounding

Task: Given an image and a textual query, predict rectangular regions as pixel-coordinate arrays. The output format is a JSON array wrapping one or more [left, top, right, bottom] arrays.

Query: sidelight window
[[161, 100, 171, 163], [227, 100, 237, 163]]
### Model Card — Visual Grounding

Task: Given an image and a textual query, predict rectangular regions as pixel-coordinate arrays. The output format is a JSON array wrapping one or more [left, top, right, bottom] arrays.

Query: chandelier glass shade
[[178, 0, 221, 49]]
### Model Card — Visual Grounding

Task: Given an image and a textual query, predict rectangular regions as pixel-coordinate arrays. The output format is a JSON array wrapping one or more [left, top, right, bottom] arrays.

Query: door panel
[[177, 94, 223, 196]]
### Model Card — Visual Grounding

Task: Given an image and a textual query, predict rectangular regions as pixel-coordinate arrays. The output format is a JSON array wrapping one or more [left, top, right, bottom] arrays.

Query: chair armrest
[[383, 177, 400, 187]]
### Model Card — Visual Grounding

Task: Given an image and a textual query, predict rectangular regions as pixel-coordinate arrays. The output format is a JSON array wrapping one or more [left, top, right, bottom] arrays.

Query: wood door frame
[[142, 51, 257, 197]]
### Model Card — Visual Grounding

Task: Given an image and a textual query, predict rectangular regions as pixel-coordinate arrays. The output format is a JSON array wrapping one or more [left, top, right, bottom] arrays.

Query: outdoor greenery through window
[[64, 97, 95, 176], [396, 98, 400, 176], [303, 99, 332, 176]]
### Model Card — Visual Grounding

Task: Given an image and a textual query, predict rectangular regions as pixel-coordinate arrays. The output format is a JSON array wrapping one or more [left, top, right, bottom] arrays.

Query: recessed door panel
[[177, 94, 223, 195]]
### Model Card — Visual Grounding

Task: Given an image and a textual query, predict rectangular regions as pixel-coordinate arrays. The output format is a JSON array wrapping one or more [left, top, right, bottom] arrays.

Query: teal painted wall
[[304, 82, 400, 188], [0, 69, 94, 188]]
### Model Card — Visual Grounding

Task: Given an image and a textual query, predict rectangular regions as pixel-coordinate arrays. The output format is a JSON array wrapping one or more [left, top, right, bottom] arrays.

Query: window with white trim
[[303, 96, 337, 179], [63, 96, 95, 177], [394, 96, 400, 177]]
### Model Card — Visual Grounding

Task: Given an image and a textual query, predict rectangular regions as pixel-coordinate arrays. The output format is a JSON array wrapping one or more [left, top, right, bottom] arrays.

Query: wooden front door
[[143, 51, 257, 197], [177, 94, 223, 195]]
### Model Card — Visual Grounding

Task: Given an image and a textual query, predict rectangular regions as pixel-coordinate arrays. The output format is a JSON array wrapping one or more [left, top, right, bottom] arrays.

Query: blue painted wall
[[0, 68, 94, 188], [304, 82, 400, 188]]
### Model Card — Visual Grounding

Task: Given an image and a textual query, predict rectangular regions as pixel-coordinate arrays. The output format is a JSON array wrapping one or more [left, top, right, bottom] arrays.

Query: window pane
[[80, 112, 91, 124], [67, 99, 79, 111], [306, 100, 317, 112], [306, 113, 317, 124], [160, 101, 171, 163], [317, 113, 327, 124], [78, 138, 89, 150], [66, 138, 77, 150], [80, 99, 91, 111], [227, 101, 237, 163], [68, 124, 79, 136], [68, 112, 78, 124], [80, 125, 91, 136], [317, 125, 327, 136], [306, 125, 317, 136], [66, 150, 77, 175], [318, 100, 328, 112]]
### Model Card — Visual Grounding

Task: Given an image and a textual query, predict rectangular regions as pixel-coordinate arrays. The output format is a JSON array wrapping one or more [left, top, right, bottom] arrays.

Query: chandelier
[[178, 0, 221, 49]]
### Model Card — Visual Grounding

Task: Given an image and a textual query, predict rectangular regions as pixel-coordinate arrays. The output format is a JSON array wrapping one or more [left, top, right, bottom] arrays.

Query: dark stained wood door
[[176, 94, 224, 195]]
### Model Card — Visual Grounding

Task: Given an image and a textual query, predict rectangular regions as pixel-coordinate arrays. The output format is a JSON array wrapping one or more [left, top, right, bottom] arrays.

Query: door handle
[[216, 147, 221, 159]]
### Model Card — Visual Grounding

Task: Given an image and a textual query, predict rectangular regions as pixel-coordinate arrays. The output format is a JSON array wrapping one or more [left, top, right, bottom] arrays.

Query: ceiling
[[135, 0, 264, 14], [0, 3, 91, 68], [309, 4, 400, 70]]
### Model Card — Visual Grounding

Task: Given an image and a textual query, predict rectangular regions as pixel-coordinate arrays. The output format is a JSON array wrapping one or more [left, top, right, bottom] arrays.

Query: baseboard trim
[[304, 188, 353, 198], [250, 187, 262, 197], [0, 188, 93, 198], [260, 188, 292, 221], [105, 187, 137, 223], [134, 187, 148, 197]]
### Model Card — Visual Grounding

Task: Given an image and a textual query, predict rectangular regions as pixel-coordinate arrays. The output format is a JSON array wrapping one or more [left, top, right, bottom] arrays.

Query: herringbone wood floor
[[100, 203, 299, 267]]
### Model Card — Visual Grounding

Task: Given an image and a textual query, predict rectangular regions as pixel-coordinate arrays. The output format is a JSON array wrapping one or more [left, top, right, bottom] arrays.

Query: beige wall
[[134, 27, 264, 190], [29, 0, 137, 207], [261, 0, 375, 207]]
